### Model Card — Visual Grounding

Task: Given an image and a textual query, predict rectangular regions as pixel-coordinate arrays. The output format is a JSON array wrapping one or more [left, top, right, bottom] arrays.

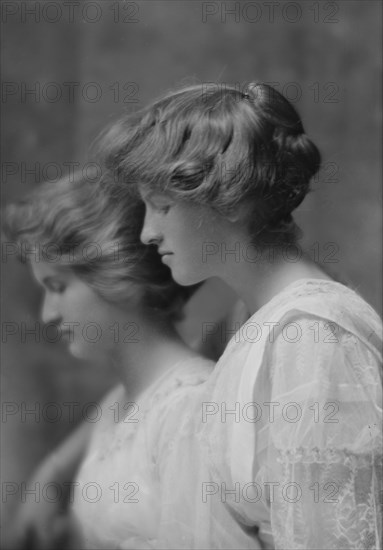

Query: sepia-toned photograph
[[1, 1, 382, 548]]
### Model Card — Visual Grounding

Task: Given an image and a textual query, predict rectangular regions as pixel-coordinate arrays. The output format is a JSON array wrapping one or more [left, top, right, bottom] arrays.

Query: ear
[[226, 203, 250, 224]]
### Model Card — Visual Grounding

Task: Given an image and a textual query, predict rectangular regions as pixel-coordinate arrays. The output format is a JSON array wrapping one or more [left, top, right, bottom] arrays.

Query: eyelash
[[158, 205, 171, 214], [46, 284, 65, 294]]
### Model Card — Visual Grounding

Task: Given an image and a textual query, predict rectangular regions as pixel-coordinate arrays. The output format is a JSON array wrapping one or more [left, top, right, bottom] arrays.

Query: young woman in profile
[[103, 82, 383, 549], [3, 173, 221, 550]]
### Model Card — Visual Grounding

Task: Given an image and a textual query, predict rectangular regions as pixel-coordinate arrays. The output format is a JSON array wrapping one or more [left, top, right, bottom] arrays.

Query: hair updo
[[102, 82, 321, 247], [2, 172, 197, 321]]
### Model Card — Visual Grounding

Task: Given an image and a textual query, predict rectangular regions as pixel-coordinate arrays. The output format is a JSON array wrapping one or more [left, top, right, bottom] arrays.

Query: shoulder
[[269, 280, 382, 378], [208, 281, 382, 489], [216, 279, 382, 414], [230, 279, 382, 357], [148, 356, 213, 415], [259, 285, 382, 435], [283, 279, 381, 331]]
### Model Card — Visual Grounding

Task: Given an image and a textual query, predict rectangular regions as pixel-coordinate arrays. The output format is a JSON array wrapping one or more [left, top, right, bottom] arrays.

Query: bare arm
[[9, 421, 94, 550], [36, 419, 94, 493]]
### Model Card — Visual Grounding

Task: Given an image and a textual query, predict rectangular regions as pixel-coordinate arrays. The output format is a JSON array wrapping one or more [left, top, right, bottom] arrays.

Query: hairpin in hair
[[243, 83, 261, 100], [247, 82, 263, 100]]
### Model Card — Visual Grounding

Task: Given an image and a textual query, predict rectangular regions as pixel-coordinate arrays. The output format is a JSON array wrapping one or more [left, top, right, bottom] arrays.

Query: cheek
[[169, 238, 215, 285], [173, 210, 207, 244], [65, 303, 103, 343], [168, 212, 211, 261], [189, 218, 221, 254]]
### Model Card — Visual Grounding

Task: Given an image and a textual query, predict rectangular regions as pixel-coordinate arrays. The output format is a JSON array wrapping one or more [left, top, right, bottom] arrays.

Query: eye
[[157, 204, 171, 214], [149, 199, 172, 215], [51, 283, 65, 294], [44, 280, 66, 294], [144, 192, 174, 215]]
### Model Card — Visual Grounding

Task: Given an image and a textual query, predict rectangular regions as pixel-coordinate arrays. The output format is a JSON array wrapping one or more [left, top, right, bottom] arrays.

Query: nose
[[140, 209, 162, 246], [41, 293, 62, 325]]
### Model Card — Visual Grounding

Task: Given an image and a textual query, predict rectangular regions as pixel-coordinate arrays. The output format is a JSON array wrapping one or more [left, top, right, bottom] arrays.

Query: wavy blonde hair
[[3, 172, 196, 321]]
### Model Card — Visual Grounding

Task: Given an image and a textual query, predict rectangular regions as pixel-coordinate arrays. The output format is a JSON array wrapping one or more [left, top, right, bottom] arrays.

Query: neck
[[219, 244, 332, 315], [108, 313, 198, 400]]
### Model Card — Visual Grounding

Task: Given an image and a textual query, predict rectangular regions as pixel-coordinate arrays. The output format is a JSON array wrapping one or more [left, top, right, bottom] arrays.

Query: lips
[[159, 251, 173, 264], [59, 329, 74, 341]]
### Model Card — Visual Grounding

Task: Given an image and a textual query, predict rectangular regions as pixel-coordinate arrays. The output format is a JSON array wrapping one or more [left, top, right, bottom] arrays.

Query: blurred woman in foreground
[[3, 173, 217, 549]]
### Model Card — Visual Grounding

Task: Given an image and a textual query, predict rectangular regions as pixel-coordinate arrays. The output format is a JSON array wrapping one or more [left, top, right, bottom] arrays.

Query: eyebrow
[[147, 191, 174, 204], [142, 192, 168, 208]]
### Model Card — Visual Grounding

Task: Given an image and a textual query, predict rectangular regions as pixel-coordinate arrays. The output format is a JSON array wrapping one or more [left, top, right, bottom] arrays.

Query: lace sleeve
[[263, 315, 382, 550]]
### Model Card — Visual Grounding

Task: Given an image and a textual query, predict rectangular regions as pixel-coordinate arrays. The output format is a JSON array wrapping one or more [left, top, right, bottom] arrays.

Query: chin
[[68, 343, 86, 359], [171, 267, 207, 287], [68, 342, 98, 361]]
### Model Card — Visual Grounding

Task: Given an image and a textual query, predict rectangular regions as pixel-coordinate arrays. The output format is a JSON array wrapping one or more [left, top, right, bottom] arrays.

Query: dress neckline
[[117, 353, 211, 418]]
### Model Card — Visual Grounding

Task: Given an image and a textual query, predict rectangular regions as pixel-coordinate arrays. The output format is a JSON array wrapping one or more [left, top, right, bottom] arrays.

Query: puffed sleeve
[[261, 314, 382, 549]]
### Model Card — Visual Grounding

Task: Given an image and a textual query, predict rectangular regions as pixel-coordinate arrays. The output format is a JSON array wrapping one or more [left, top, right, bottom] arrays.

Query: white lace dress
[[196, 278, 382, 549], [71, 279, 382, 549], [71, 357, 214, 549]]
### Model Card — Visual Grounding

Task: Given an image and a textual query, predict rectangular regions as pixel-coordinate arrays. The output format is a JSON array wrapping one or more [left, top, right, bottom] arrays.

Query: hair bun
[[284, 132, 321, 180], [266, 129, 321, 218]]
